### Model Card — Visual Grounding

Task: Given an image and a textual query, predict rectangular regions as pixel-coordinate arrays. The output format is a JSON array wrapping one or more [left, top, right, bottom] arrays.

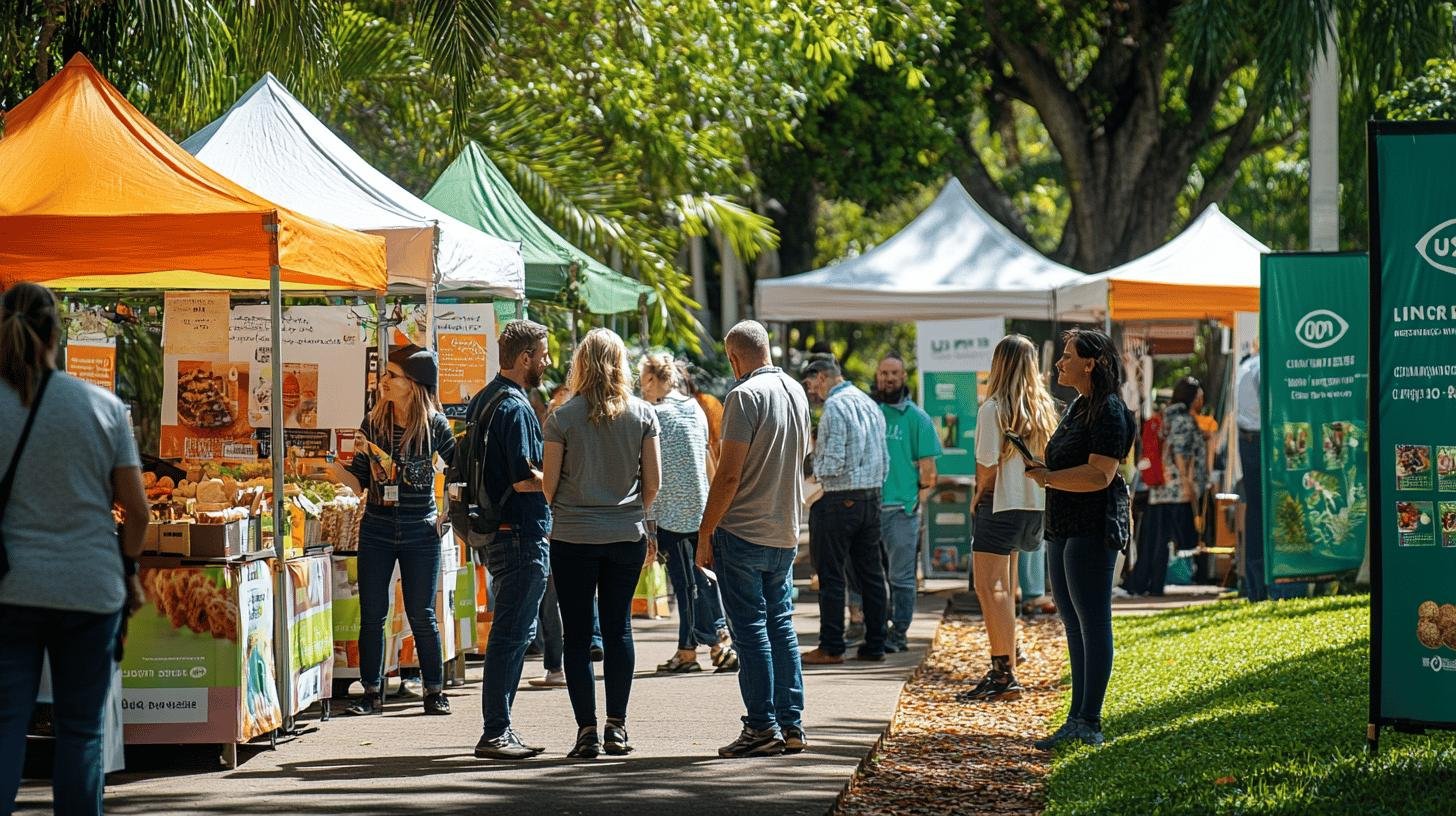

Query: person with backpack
[[459, 320, 555, 760]]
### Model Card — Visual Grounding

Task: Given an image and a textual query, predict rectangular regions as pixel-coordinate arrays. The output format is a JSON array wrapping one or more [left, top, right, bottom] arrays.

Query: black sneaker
[[1033, 718, 1081, 751], [474, 729, 544, 760], [342, 692, 382, 716], [718, 726, 786, 758], [423, 692, 451, 715], [782, 725, 808, 754], [956, 670, 1023, 703], [590, 645, 605, 662], [854, 648, 886, 662], [567, 726, 600, 759], [603, 721, 633, 755]]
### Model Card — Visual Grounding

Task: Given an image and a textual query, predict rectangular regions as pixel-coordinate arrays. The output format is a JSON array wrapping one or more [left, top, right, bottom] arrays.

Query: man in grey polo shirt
[[697, 320, 811, 759]]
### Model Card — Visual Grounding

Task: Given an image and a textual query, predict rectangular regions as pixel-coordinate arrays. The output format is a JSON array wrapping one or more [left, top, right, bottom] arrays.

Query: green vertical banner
[[920, 371, 978, 476], [1370, 122, 1456, 738], [1260, 253, 1369, 586]]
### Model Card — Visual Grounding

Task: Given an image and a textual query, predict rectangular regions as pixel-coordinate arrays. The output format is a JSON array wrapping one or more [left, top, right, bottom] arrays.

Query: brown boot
[[800, 647, 845, 665]]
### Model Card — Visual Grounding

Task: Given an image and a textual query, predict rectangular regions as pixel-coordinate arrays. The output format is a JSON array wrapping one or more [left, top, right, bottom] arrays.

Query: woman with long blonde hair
[[328, 344, 455, 717], [961, 335, 1059, 703], [543, 328, 661, 758]]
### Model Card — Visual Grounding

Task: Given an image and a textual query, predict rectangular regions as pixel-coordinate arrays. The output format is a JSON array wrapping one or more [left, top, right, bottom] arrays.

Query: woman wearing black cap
[[328, 345, 455, 716]]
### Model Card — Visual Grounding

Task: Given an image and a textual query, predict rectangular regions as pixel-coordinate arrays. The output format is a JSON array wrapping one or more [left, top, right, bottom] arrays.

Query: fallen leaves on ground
[[832, 612, 1067, 816]]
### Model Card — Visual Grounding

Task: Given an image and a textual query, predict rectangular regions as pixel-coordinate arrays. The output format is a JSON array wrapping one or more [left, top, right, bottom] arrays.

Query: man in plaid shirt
[[801, 357, 891, 664]]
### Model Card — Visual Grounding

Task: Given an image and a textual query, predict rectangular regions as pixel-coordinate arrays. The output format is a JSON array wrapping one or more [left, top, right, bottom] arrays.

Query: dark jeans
[[714, 529, 803, 733], [660, 527, 727, 649], [357, 513, 444, 690], [1239, 431, 1270, 602], [1048, 536, 1118, 726], [551, 539, 648, 727], [538, 577, 564, 673], [1126, 502, 1195, 596], [0, 604, 122, 816], [810, 491, 888, 655], [481, 530, 551, 739]]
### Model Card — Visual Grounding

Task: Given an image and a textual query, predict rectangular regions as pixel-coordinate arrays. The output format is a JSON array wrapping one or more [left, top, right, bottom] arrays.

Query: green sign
[[1260, 253, 1369, 585], [920, 371, 978, 477], [1370, 123, 1456, 737]]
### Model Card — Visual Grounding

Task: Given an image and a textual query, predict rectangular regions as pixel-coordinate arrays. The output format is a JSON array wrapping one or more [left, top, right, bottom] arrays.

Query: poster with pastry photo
[[159, 359, 254, 459], [231, 305, 366, 433]]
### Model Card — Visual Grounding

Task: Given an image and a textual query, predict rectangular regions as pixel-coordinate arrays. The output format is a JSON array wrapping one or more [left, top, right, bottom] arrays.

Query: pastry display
[[141, 568, 240, 640]]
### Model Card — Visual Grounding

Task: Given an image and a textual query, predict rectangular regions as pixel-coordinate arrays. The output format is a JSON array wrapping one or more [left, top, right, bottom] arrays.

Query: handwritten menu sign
[[163, 291, 230, 357]]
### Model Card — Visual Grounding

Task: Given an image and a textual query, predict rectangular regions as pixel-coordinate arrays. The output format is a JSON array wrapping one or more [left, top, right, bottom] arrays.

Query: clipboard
[[1004, 431, 1045, 468]]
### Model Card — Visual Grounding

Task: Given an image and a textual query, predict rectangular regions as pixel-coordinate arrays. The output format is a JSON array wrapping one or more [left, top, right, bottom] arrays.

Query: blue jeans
[[1019, 542, 1047, 599], [879, 506, 919, 645], [0, 604, 122, 816], [810, 492, 888, 656], [538, 577, 564, 673], [480, 531, 550, 739], [1047, 536, 1118, 726], [357, 513, 444, 690], [660, 527, 727, 649], [713, 529, 803, 734], [551, 539, 648, 727]]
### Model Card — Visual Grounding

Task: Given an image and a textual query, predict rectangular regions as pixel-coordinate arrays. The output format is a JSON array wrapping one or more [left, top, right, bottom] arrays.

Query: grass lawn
[[1045, 595, 1456, 815]]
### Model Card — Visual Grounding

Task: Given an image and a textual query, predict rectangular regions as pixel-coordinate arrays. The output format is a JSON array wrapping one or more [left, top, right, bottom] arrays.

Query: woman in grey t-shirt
[[543, 329, 660, 758], [0, 283, 149, 813]]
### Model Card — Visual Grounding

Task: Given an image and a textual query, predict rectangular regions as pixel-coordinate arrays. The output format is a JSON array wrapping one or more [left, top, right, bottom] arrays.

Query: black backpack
[[447, 387, 516, 550]]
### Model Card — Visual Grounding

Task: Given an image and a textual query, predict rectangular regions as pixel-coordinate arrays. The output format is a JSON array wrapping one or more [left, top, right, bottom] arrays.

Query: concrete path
[[18, 580, 961, 816]]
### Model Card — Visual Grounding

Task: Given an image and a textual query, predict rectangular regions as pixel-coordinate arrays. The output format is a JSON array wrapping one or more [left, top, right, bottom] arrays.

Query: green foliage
[[1046, 596, 1456, 816], [1274, 488, 1312, 552], [1305, 466, 1368, 554], [1380, 58, 1456, 120]]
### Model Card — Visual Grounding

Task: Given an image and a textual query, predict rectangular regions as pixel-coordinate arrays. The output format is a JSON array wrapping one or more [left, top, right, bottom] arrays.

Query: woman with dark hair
[[0, 282, 149, 814], [328, 344, 455, 717], [1126, 376, 1206, 597], [1026, 329, 1136, 749]]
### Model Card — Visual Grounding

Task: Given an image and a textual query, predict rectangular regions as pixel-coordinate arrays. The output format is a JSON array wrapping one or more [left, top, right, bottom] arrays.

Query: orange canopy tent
[[0, 54, 386, 292]]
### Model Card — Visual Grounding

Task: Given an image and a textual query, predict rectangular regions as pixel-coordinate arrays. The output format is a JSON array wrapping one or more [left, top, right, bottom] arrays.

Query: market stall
[[0, 54, 387, 765]]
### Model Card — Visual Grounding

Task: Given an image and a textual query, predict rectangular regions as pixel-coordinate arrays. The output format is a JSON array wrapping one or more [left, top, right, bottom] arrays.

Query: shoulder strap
[[0, 370, 53, 519]]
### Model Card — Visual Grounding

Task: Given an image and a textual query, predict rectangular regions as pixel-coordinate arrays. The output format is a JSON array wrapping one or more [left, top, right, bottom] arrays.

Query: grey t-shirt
[[545, 394, 660, 544], [0, 372, 141, 614], [720, 366, 810, 549]]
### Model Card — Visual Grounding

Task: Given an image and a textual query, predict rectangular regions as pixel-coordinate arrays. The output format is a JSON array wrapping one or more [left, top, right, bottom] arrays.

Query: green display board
[[920, 371, 978, 477], [1260, 253, 1369, 586], [1369, 122, 1456, 741]]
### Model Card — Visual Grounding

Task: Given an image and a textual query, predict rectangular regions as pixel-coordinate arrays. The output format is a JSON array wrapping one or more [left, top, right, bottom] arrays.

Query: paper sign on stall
[[434, 304, 498, 406], [231, 305, 367, 433], [66, 341, 116, 392], [163, 291, 230, 357]]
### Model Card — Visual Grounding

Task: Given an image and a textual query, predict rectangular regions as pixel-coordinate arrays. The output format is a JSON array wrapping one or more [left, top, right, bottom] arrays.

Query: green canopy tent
[[425, 142, 653, 316]]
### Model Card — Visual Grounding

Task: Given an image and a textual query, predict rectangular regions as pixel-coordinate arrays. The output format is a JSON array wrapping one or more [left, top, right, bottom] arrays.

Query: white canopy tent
[[182, 74, 525, 299], [754, 178, 1082, 321], [1054, 203, 1267, 325]]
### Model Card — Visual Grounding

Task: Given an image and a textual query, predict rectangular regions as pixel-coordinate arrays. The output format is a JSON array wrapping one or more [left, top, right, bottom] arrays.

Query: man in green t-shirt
[[870, 352, 942, 652]]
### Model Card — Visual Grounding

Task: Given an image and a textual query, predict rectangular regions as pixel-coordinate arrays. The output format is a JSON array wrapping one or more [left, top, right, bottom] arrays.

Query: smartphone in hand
[[1003, 431, 1045, 468]]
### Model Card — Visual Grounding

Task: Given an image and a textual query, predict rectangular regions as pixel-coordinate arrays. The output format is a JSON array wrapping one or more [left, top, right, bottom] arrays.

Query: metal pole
[[1309, 12, 1339, 250], [424, 224, 440, 349], [514, 298, 525, 321], [264, 213, 294, 728], [568, 263, 580, 350], [639, 293, 650, 353]]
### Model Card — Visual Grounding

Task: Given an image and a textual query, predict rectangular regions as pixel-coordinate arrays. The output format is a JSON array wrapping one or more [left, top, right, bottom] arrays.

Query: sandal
[[656, 654, 703, 673], [713, 646, 739, 673]]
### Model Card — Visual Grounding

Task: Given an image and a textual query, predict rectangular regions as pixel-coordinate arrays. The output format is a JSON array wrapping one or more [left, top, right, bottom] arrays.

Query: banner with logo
[[1260, 253, 1369, 586], [1370, 122, 1456, 736], [916, 318, 999, 478]]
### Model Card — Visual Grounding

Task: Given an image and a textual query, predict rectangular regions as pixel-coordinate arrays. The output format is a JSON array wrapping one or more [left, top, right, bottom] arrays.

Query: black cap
[[800, 357, 839, 379], [388, 344, 438, 391]]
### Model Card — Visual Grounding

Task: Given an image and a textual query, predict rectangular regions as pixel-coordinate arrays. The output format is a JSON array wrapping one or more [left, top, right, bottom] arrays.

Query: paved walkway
[[18, 580, 961, 816]]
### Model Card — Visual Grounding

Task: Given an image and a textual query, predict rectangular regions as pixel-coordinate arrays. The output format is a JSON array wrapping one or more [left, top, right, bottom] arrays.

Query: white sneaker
[[1111, 586, 1131, 599], [528, 671, 567, 688]]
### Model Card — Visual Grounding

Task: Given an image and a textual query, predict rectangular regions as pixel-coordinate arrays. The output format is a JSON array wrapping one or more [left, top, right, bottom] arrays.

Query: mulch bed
[[832, 612, 1068, 816]]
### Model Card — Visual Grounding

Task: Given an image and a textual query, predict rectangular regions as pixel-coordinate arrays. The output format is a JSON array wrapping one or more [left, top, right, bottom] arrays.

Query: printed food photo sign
[[1368, 122, 1456, 744]]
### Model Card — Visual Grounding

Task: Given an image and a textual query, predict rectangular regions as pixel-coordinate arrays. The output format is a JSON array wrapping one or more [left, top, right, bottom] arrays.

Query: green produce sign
[[920, 371, 978, 477], [1369, 122, 1456, 743], [1260, 253, 1369, 585]]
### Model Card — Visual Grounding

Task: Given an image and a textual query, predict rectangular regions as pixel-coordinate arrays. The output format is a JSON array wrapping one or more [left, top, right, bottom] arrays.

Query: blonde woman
[[329, 344, 455, 717], [962, 335, 1059, 703], [543, 329, 661, 758], [639, 352, 736, 674]]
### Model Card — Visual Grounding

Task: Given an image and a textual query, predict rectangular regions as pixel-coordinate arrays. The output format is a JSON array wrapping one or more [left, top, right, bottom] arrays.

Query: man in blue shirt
[[469, 320, 554, 760], [801, 358, 891, 664]]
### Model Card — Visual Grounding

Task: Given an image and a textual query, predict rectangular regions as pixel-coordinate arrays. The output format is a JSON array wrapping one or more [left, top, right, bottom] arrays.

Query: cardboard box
[[157, 523, 192, 557], [143, 522, 161, 553], [190, 520, 244, 560]]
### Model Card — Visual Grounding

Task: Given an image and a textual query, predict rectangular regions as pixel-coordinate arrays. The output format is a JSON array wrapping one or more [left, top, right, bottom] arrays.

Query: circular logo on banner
[[1294, 309, 1349, 350], [1416, 218, 1456, 275]]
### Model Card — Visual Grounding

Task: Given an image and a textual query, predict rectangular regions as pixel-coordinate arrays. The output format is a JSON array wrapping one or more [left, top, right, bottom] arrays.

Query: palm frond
[[415, 0, 500, 137]]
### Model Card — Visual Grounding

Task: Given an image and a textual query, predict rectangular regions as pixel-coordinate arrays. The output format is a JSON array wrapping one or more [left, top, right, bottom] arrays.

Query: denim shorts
[[972, 498, 1044, 556]]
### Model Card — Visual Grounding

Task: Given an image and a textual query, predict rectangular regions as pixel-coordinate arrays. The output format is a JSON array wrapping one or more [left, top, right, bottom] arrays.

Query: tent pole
[[424, 224, 440, 351], [264, 213, 294, 729], [568, 263, 580, 350], [515, 299, 524, 321], [639, 293, 650, 353]]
